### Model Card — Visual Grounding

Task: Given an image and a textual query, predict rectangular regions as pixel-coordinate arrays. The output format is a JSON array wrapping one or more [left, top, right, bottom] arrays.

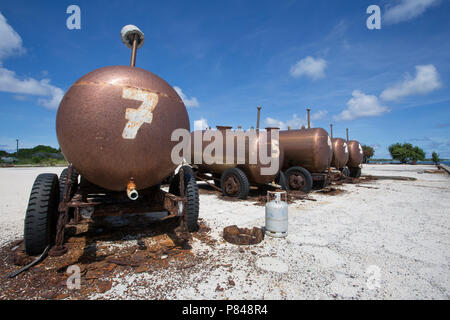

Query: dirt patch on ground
[[198, 183, 317, 206], [423, 169, 447, 175], [0, 217, 215, 300], [316, 187, 346, 196]]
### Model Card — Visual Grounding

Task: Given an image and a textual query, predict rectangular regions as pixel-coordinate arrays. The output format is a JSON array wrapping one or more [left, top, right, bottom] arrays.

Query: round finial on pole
[[120, 25, 145, 67]]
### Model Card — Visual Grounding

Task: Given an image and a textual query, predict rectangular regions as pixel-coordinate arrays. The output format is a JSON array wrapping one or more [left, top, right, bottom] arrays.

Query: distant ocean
[[368, 160, 450, 166]]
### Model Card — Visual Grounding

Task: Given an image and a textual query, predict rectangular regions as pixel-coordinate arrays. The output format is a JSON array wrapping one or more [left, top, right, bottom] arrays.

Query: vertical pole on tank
[[130, 34, 138, 67], [346, 128, 349, 142], [330, 124, 333, 138], [307, 108, 311, 129], [256, 106, 261, 132]]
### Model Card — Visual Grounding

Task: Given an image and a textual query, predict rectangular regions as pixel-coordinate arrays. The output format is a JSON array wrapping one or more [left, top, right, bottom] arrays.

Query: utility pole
[[16, 139, 19, 155]]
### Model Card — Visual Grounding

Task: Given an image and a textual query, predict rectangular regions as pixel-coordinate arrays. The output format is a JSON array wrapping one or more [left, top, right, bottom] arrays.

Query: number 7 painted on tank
[[122, 87, 159, 139]]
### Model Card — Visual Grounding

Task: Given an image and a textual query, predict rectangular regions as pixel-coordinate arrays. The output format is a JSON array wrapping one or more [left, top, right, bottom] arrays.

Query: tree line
[[362, 143, 442, 164]]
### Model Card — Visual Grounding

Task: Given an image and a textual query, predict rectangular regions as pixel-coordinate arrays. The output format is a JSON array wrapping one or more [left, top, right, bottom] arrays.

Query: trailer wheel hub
[[224, 176, 239, 196], [288, 173, 305, 190]]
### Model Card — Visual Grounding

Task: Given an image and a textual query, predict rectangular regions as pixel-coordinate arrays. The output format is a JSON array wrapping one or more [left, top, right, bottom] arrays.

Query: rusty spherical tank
[[347, 140, 363, 168], [190, 127, 283, 185], [331, 138, 349, 169], [280, 128, 333, 173], [56, 65, 190, 191]]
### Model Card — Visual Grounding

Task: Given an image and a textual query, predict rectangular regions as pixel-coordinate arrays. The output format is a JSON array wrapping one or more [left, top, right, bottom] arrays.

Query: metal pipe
[[330, 124, 333, 138], [130, 34, 138, 67], [256, 106, 261, 131], [307, 108, 311, 129], [126, 179, 139, 200]]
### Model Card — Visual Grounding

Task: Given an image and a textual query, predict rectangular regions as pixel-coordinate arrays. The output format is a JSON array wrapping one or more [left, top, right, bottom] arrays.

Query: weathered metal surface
[[347, 140, 363, 168], [56, 65, 190, 191], [279, 127, 333, 173], [223, 225, 264, 245], [331, 138, 349, 169], [191, 126, 235, 177], [50, 165, 77, 257], [190, 127, 283, 185], [194, 172, 223, 192]]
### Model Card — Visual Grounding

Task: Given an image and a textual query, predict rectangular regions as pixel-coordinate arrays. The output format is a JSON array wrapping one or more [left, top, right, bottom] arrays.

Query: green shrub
[[388, 143, 425, 164]]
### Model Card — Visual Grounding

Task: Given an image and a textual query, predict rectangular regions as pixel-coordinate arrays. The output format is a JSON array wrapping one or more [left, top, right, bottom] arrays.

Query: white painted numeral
[[122, 88, 158, 139]]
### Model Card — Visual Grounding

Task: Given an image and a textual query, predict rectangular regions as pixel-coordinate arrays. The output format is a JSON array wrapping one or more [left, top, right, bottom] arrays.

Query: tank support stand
[[48, 165, 191, 257], [49, 165, 77, 256]]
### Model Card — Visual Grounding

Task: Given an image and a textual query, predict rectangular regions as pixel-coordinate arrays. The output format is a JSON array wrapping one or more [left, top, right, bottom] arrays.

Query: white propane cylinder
[[265, 191, 288, 238]]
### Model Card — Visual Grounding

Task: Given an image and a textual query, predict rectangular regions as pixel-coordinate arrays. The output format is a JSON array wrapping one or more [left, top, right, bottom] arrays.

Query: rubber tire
[[169, 167, 199, 232], [24, 174, 60, 256], [341, 167, 350, 177], [285, 166, 313, 193], [59, 167, 78, 202], [277, 171, 289, 191], [349, 167, 362, 178], [220, 168, 250, 199], [169, 166, 195, 195]]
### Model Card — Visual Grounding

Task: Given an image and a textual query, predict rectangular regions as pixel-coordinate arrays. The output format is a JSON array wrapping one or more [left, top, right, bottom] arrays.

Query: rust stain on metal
[[72, 81, 179, 102]]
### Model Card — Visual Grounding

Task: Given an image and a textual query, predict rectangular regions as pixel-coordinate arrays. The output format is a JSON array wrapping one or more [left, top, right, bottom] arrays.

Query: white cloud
[[174, 86, 200, 108], [384, 0, 441, 24], [290, 56, 327, 80], [194, 118, 209, 131], [380, 65, 442, 101], [334, 90, 389, 121], [0, 13, 25, 60], [38, 87, 65, 109], [0, 67, 64, 109], [0, 12, 63, 109], [264, 114, 308, 130], [311, 110, 328, 120]]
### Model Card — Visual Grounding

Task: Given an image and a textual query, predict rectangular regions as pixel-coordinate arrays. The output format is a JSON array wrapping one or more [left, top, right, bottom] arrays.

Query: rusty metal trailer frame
[[49, 165, 191, 257]]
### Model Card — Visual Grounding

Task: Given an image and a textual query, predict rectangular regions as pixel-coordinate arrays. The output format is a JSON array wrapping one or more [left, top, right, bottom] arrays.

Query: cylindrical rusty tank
[[190, 126, 235, 177], [190, 127, 283, 185], [331, 138, 349, 169], [279, 127, 333, 173], [56, 65, 190, 191], [347, 140, 363, 168]]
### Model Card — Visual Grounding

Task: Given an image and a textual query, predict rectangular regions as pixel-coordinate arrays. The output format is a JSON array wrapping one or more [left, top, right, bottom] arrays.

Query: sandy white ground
[[0, 165, 449, 299]]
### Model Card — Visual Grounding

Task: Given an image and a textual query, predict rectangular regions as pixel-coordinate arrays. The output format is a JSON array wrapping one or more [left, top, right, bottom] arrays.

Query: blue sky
[[0, 0, 449, 158]]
